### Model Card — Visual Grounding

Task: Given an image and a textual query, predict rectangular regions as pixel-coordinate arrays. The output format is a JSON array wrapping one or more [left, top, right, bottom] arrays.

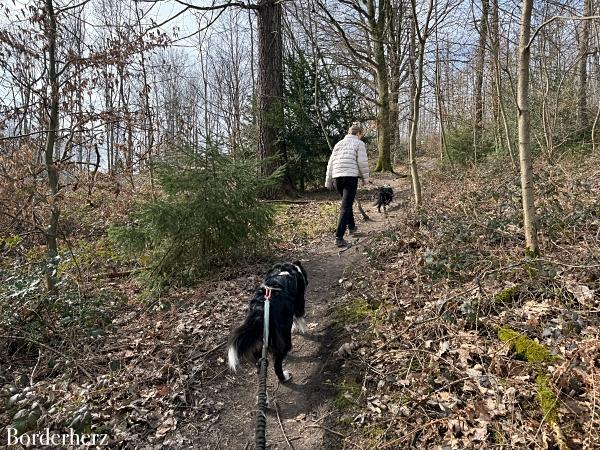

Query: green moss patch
[[335, 298, 377, 325], [536, 373, 559, 425], [498, 327, 556, 364], [361, 426, 386, 449], [334, 379, 361, 410], [494, 285, 522, 304], [499, 327, 562, 438]]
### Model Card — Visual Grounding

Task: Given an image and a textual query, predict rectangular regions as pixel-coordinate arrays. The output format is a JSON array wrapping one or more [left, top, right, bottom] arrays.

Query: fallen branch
[[189, 342, 225, 361], [0, 334, 93, 380], [304, 424, 362, 448], [91, 267, 147, 280], [262, 200, 312, 204], [356, 199, 370, 221], [274, 401, 295, 450]]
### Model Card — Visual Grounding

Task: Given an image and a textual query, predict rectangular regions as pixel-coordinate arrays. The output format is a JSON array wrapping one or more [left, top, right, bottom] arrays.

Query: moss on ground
[[334, 379, 361, 410], [494, 285, 522, 304], [336, 298, 376, 325], [499, 326, 562, 442], [498, 326, 556, 364], [536, 373, 559, 425], [361, 425, 386, 449]]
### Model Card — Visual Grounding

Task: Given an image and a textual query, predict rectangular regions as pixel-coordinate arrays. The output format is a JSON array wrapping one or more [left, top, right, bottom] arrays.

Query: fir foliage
[[444, 124, 495, 164], [110, 150, 280, 286], [283, 51, 364, 191]]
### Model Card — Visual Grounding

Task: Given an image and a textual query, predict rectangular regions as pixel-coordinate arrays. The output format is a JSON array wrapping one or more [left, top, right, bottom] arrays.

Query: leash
[[255, 286, 278, 450]]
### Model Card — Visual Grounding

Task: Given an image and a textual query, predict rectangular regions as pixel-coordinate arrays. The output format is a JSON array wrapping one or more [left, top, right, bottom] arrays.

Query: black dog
[[227, 261, 308, 383], [373, 185, 394, 213]]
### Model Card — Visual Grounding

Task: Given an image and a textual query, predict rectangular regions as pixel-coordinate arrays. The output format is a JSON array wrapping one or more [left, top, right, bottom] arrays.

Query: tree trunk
[[489, 0, 501, 150], [474, 0, 489, 160], [409, 83, 423, 207], [577, 0, 592, 131], [408, 14, 416, 156], [257, 0, 284, 183], [517, 0, 539, 255], [389, 62, 400, 165], [374, 40, 392, 172], [407, 0, 434, 207], [387, 0, 402, 165], [43, 0, 61, 293], [373, 0, 393, 172], [434, 17, 449, 162]]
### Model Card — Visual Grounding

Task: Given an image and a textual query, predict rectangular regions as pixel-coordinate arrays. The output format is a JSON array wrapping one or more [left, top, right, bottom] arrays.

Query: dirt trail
[[190, 172, 411, 450]]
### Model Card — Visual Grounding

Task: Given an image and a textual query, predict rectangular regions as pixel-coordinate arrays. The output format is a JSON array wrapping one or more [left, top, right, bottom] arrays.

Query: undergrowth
[[334, 154, 600, 449]]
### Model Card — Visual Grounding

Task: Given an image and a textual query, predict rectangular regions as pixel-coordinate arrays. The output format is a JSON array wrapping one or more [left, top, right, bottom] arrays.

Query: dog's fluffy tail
[[227, 314, 263, 372], [292, 316, 307, 334]]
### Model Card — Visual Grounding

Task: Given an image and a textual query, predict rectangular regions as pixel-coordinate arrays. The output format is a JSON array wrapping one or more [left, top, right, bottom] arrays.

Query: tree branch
[[170, 0, 259, 11], [527, 15, 600, 50], [315, 0, 377, 68]]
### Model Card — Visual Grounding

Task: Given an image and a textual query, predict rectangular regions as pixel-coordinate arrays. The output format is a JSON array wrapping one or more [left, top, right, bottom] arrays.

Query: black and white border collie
[[227, 261, 308, 383]]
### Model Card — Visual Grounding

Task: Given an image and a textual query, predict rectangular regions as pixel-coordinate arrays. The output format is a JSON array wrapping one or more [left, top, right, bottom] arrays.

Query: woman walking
[[325, 122, 370, 248]]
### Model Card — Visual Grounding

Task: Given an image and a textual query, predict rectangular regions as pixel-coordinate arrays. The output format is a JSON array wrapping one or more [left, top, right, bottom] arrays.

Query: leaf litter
[[329, 155, 600, 449], [1, 156, 599, 449]]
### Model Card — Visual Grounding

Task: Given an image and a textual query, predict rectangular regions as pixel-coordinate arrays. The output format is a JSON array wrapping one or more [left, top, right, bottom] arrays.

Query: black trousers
[[334, 177, 358, 239]]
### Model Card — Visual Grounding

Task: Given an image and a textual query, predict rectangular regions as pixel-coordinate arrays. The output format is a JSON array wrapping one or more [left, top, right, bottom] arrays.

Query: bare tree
[[433, 6, 449, 162], [577, 0, 593, 131], [387, 0, 408, 164], [42, 0, 61, 292], [517, 0, 539, 255], [407, 0, 436, 207], [488, 0, 515, 165], [315, 0, 398, 172], [473, 0, 489, 160]]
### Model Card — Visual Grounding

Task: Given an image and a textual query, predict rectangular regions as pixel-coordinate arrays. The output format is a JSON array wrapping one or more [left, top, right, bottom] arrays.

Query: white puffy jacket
[[325, 134, 370, 188]]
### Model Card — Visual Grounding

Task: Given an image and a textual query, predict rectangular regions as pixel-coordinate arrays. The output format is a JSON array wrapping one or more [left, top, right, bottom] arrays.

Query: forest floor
[[189, 170, 412, 450], [2, 154, 599, 449]]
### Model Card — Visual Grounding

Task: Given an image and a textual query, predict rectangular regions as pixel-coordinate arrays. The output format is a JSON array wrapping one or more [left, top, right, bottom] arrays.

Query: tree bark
[[577, 0, 592, 131], [408, 0, 433, 207], [517, 0, 539, 255], [388, 3, 402, 165], [408, 12, 416, 156], [257, 0, 284, 184], [373, 0, 393, 172], [474, 0, 489, 160], [43, 0, 61, 293], [373, 37, 392, 171]]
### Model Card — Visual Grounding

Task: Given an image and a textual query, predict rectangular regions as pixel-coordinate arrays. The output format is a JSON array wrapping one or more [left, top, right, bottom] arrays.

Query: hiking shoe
[[335, 238, 350, 248], [348, 228, 365, 237]]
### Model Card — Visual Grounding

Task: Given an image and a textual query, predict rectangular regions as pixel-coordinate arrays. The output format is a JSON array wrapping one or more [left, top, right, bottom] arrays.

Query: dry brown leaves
[[333, 155, 600, 449], [1, 267, 266, 447]]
